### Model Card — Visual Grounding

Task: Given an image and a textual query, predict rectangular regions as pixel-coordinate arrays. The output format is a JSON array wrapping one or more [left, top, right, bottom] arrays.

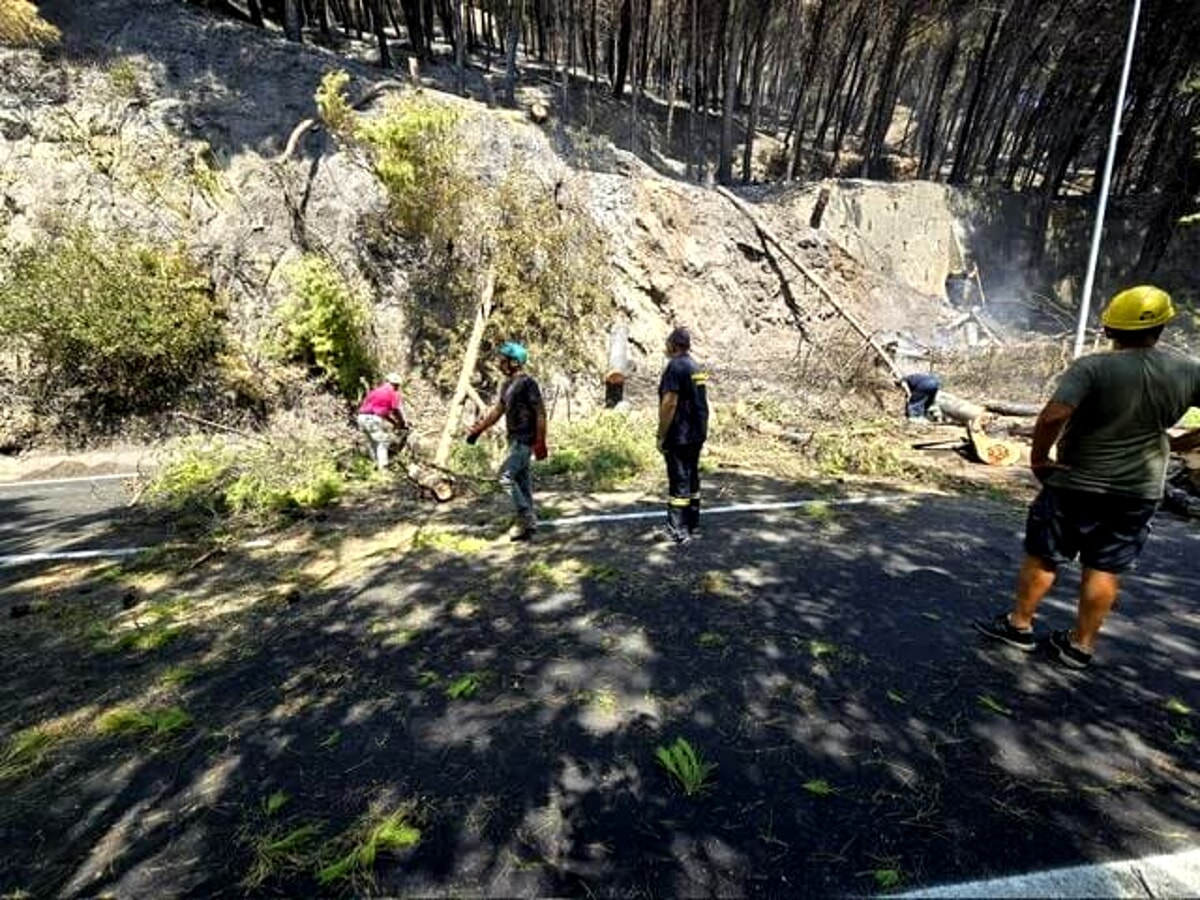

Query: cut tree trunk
[[935, 391, 985, 426], [405, 462, 456, 501], [434, 267, 497, 468], [983, 400, 1041, 417]]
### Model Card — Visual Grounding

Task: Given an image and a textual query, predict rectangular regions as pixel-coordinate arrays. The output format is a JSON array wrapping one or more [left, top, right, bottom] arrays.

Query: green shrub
[[537, 411, 657, 490], [354, 91, 468, 244], [0, 228, 224, 413], [448, 441, 501, 493], [146, 435, 349, 525], [108, 58, 140, 98], [277, 254, 376, 398], [314, 74, 612, 386], [486, 167, 610, 371], [315, 70, 355, 139]]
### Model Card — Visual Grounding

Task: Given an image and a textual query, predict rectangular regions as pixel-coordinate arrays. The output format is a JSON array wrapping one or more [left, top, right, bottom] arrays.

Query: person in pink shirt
[[357, 373, 409, 470]]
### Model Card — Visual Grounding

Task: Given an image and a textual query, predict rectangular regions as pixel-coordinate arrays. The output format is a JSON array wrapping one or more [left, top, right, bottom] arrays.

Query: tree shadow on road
[[1, 470, 1198, 897]]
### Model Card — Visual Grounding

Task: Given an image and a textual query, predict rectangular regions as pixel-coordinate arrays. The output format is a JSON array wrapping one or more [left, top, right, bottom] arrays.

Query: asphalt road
[[1, 479, 1198, 895], [0, 474, 148, 568]]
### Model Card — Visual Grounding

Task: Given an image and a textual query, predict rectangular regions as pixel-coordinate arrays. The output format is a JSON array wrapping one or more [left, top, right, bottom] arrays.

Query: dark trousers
[[664, 443, 703, 535]]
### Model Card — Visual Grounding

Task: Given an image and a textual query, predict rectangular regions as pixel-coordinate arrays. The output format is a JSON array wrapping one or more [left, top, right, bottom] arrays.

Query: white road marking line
[[540, 492, 921, 528], [0, 547, 150, 568], [0, 472, 140, 490], [0, 492, 926, 569]]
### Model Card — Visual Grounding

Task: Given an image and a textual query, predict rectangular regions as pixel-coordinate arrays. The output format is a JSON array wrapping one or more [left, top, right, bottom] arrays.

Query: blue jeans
[[502, 440, 534, 521], [903, 374, 941, 419]]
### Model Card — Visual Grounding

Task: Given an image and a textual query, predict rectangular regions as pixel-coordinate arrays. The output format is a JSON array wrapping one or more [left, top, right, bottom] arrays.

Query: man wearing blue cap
[[466, 341, 548, 541]]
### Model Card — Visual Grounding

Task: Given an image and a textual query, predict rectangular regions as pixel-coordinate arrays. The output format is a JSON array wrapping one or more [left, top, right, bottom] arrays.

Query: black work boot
[[666, 504, 691, 545], [686, 498, 701, 538]]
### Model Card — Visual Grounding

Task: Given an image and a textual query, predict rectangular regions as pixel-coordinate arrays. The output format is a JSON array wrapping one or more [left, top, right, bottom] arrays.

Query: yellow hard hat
[[1101, 285, 1175, 330]]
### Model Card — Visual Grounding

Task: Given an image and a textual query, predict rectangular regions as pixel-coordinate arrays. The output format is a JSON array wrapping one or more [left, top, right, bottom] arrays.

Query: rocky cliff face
[[1, 4, 904, 399]]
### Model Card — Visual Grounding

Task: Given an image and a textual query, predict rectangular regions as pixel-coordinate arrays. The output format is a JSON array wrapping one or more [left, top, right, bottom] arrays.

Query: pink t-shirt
[[359, 383, 403, 417]]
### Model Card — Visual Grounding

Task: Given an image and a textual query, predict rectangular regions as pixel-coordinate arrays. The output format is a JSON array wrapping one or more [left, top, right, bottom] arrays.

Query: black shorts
[[1024, 486, 1158, 574]]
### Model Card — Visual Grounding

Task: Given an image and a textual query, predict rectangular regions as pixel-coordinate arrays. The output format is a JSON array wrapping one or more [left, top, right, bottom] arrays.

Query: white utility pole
[[1073, 0, 1142, 359]]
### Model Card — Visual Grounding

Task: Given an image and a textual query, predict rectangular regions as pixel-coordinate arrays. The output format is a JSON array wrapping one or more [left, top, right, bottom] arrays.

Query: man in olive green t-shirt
[[975, 285, 1200, 669]]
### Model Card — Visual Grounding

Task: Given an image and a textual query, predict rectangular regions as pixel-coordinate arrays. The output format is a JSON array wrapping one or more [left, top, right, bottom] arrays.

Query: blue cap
[[498, 341, 528, 365]]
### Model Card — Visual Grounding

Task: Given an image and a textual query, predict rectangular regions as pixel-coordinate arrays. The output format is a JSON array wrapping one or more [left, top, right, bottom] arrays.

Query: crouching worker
[[900, 372, 942, 424], [465, 342, 548, 542], [358, 373, 409, 470]]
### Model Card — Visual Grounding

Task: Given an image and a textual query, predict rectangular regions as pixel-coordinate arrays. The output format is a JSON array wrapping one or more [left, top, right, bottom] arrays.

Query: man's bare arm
[[1169, 429, 1200, 454], [658, 392, 678, 449], [534, 403, 547, 446], [1030, 401, 1074, 478], [468, 402, 505, 437]]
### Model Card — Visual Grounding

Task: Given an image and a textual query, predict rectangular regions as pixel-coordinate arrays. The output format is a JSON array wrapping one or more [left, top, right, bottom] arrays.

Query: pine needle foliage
[[354, 92, 468, 245], [313, 72, 612, 387], [277, 254, 376, 398], [486, 167, 609, 371], [0, 0, 60, 47], [315, 70, 355, 139], [146, 435, 347, 525], [535, 410, 656, 489], [0, 726, 60, 782], [96, 705, 192, 739], [242, 822, 325, 889], [316, 806, 422, 887]]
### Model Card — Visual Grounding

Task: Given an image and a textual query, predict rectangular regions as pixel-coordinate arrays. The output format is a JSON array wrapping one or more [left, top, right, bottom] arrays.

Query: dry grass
[[0, 0, 61, 47]]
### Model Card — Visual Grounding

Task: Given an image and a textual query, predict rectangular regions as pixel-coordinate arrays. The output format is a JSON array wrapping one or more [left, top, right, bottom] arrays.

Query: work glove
[[465, 430, 480, 446], [533, 437, 548, 461]]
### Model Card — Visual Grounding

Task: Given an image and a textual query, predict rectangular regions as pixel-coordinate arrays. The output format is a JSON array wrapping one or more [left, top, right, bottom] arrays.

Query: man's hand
[[533, 437, 548, 461], [465, 428, 480, 446], [1169, 429, 1200, 454]]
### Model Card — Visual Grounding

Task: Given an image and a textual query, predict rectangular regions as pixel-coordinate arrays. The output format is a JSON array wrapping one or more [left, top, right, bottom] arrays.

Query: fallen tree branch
[[172, 412, 273, 445], [969, 308, 1004, 344], [277, 80, 409, 162], [279, 118, 319, 163], [742, 416, 813, 445], [434, 266, 496, 468], [715, 186, 905, 385]]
